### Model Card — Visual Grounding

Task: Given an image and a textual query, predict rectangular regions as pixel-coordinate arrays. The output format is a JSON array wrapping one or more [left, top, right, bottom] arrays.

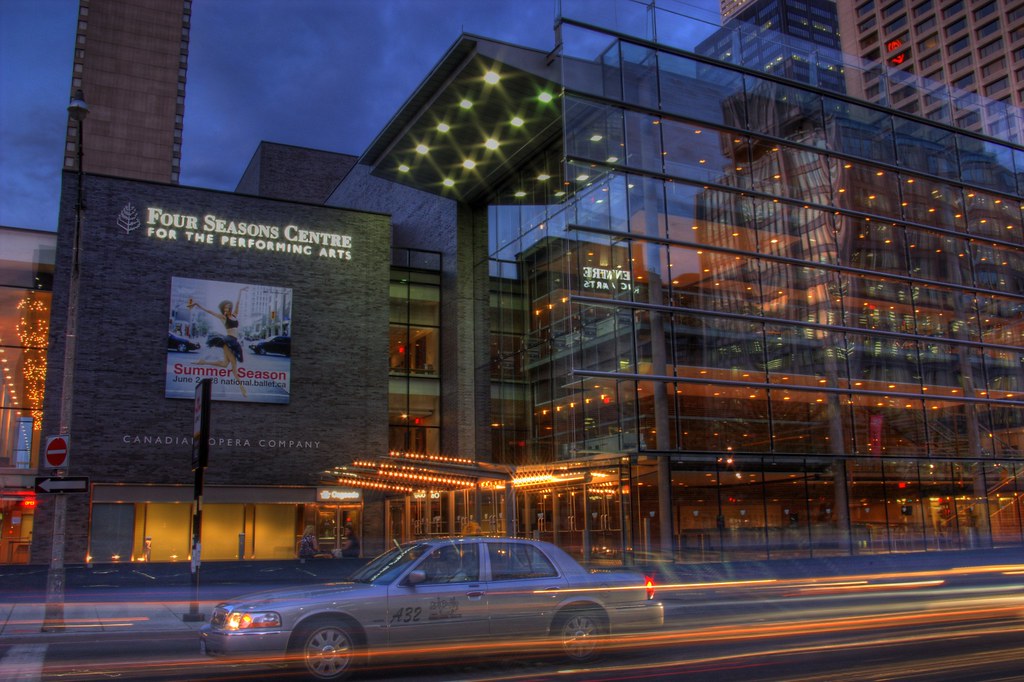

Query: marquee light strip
[[388, 450, 477, 466]]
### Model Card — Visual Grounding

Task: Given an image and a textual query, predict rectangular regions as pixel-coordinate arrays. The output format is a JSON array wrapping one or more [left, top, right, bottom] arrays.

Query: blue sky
[[0, 0, 560, 231], [1, 0, 721, 232]]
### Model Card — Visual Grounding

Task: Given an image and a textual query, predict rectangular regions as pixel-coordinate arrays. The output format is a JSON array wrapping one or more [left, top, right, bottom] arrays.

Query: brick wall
[[35, 173, 391, 562]]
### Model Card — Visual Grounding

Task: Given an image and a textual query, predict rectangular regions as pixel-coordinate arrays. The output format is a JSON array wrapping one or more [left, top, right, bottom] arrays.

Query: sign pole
[[183, 378, 211, 622], [44, 91, 89, 633]]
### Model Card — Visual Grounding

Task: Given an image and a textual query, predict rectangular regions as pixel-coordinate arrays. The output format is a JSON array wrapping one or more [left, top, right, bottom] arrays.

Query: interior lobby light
[[459, 99, 473, 109], [537, 173, 551, 181], [510, 116, 524, 126], [398, 164, 410, 173], [484, 138, 499, 150], [538, 92, 554, 103], [442, 178, 455, 187], [514, 190, 526, 197], [483, 70, 500, 84], [437, 122, 450, 133], [415, 144, 429, 154], [462, 159, 476, 169], [590, 134, 603, 142]]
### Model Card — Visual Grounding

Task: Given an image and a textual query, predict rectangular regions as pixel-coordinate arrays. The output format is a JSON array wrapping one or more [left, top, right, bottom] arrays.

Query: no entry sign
[[44, 435, 70, 469]]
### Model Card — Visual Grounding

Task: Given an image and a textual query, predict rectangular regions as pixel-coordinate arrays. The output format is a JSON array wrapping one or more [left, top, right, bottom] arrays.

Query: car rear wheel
[[553, 608, 606, 662], [176, 342, 188, 352], [290, 620, 359, 680]]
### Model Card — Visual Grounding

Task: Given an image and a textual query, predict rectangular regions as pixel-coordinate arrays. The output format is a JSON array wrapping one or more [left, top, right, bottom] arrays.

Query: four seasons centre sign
[[117, 203, 355, 262]]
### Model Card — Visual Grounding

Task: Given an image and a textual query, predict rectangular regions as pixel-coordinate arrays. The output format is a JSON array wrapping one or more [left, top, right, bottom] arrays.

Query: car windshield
[[348, 542, 431, 584]]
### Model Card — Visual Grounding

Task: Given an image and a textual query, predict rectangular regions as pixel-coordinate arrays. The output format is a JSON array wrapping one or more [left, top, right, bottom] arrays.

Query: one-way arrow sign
[[34, 476, 89, 494]]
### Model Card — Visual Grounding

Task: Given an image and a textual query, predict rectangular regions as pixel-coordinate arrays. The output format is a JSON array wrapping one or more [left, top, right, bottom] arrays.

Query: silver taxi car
[[200, 536, 663, 680]]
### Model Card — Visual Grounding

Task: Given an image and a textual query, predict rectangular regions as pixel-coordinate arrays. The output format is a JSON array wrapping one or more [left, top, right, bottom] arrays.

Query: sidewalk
[[2, 548, 1022, 640]]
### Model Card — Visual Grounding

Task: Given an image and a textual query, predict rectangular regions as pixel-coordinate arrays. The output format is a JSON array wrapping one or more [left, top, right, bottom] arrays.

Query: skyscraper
[[700, 0, 846, 93], [837, 0, 1024, 140], [64, 0, 191, 182]]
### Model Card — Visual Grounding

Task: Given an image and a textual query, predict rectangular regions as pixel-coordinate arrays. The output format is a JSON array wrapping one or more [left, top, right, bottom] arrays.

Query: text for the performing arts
[[143, 207, 353, 261]]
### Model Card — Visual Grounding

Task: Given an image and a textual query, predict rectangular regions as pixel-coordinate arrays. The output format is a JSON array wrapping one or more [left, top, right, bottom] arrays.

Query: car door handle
[[543, 587, 561, 591], [466, 590, 485, 599]]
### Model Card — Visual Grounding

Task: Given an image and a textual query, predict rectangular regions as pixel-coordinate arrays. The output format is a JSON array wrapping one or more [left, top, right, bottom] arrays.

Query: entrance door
[[315, 505, 361, 557]]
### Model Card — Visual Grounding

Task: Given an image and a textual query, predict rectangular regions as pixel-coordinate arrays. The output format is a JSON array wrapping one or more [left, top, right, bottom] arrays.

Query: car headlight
[[224, 610, 282, 630]]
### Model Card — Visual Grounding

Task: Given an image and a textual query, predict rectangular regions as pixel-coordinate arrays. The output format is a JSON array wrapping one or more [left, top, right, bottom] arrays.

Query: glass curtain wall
[[389, 250, 442, 454], [487, 20, 1023, 561], [0, 228, 54, 564]]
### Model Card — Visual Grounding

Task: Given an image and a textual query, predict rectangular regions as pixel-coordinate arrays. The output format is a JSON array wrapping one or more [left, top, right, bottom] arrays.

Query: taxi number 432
[[390, 606, 422, 623]]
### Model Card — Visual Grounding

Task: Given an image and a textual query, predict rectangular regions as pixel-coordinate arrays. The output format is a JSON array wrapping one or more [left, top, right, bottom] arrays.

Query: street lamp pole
[[43, 89, 89, 632]]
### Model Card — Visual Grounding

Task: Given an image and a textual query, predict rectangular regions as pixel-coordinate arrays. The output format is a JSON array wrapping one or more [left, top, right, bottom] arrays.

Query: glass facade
[[389, 249, 442, 454], [0, 227, 54, 564], [487, 19, 1024, 560]]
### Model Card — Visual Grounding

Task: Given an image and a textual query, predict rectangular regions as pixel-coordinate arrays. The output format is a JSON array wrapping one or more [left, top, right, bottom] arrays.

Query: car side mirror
[[406, 569, 427, 586]]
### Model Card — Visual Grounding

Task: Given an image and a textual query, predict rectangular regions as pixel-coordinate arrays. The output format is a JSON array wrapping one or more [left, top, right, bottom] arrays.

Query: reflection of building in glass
[[700, 0, 846, 94], [837, 0, 1024, 139]]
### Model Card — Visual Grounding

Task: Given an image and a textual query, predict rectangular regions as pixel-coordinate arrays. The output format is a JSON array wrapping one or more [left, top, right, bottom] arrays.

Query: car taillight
[[645, 575, 655, 600]]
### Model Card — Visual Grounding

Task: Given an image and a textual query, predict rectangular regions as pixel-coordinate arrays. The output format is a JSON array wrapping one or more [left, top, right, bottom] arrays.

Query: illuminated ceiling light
[[437, 122, 451, 133], [538, 92, 554, 103], [459, 99, 473, 109], [606, 156, 619, 163], [576, 173, 590, 181], [483, 70, 500, 84], [554, 191, 566, 197], [514, 190, 527, 198], [442, 178, 455, 187], [398, 164, 410, 173], [415, 144, 429, 154], [462, 159, 476, 169], [590, 134, 603, 142], [484, 138, 499, 150], [537, 173, 551, 181], [510, 116, 524, 127]]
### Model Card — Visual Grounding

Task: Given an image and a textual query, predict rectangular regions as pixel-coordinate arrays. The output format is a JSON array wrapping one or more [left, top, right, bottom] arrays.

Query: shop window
[[88, 504, 136, 563], [137, 503, 191, 562]]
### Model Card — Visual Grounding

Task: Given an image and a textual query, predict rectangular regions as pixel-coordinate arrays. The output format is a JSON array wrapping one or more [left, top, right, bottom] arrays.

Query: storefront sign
[[316, 487, 362, 502], [131, 205, 354, 262]]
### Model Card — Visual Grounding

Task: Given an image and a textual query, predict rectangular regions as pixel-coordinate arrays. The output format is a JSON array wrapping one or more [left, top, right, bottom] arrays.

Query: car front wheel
[[553, 608, 606, 662], [290, 620, 359, 680]]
